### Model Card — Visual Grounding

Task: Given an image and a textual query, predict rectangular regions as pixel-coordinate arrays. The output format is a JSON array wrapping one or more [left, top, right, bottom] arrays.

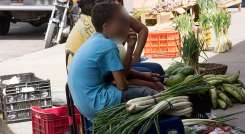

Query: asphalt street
[[0, 22, 47, 62]]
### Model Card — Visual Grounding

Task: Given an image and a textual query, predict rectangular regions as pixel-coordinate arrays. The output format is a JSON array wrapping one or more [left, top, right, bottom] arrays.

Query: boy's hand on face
[[126, 32, 137, 53]]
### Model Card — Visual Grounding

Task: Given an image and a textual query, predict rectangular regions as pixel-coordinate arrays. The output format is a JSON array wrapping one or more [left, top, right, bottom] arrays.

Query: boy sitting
[[68, 3, 157, 121]]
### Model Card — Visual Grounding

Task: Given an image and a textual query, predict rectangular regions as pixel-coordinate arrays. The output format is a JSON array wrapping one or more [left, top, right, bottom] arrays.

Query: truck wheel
[[0, 16, 10, 35], [45, 23, 58, 48]]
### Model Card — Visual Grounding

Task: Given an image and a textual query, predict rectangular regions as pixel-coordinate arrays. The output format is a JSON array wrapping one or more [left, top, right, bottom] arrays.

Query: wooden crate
[[141, 12, 173, 26], [217, 0, 242, 11]]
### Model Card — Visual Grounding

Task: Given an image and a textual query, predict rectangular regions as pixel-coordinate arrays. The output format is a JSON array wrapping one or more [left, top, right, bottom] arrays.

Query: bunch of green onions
[[94, 75, 211, 134], [174, 14, 193, 38], [211, 9, 231, 53], [181, 32, 205, 73], [197, 0, 217, 12]]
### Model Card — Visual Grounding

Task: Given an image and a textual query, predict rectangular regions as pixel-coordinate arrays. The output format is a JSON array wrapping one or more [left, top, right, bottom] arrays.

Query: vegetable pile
[[183, 111, 245, 134], [204, 71, 245, 109], [183, 119, 245, 134], [196, 0, 232, 53], [94, 75, 211, 134], [173, 0, 232, 53], [165, 62, 194, 87], [165, 62, 245, 110]]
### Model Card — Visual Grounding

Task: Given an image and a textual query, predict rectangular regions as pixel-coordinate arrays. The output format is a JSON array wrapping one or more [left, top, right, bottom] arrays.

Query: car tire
[[0, 16, 10, 35], [45, 23, 58, 48]]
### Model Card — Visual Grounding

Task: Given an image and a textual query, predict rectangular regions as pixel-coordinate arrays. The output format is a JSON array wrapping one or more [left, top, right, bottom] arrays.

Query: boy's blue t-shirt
[[68, 33, 124, 120]]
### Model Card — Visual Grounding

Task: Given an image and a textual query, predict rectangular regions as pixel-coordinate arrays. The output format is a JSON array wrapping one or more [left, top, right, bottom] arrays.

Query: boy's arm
[[112, 71, 128, 91], [123, 32, 137, 76], [129, 16, 148, 63]]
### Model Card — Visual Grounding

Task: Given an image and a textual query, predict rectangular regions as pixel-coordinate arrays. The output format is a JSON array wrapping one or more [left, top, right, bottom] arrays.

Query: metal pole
[[65, 83, 78, 134]]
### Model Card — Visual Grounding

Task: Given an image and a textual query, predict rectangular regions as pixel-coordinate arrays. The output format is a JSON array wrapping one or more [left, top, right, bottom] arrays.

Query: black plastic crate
[[189, 93, 212, 119], [0, 73, 52, 123]]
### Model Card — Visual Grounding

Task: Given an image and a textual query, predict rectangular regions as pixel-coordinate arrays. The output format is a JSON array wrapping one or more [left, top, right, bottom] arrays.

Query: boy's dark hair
[[91, 3, 121, 32], [78, 0, 96, 16]]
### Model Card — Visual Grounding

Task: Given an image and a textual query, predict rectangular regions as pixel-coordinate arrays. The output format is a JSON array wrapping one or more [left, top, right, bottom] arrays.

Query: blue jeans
[[133, 62, 165, 75]]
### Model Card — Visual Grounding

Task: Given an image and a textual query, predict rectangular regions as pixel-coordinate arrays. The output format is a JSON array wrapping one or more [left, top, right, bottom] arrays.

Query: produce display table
[[140, 3, 198, 26], [217, 0, 242, 11]]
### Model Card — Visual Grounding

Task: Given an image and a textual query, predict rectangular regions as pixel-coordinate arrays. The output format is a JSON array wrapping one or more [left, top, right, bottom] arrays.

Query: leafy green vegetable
[[94, 75, 210, 134], [211, 9, 232, 52], [181, 32, 205, 73], [174, 14, 193, 38]]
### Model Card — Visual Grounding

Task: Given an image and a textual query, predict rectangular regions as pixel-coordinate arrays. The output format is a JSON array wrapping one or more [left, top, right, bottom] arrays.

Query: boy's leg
[[122, 85, 158, 102], [133, 62, 165, 76]]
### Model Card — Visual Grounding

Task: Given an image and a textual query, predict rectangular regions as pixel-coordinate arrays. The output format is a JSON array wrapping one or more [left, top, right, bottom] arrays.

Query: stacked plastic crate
[[0, 73, 52, 123], [144, 30, 181, 58], [31, 106, 81, 134]]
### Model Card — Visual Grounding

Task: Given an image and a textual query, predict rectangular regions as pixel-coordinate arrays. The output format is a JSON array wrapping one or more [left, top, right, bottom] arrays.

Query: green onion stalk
[[196, 0, 218, 51], [211, 9, 231, 53], [94, 75, 211, 134], [174, 14, 206, 73], [181, 32, 205, 73], [197, 0, 217, 13], [173, 14, 193, 39], [199, 13, 212, 50]]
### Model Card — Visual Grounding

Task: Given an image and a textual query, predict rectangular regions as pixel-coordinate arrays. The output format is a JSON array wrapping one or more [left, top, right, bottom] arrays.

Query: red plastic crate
[[144, 30, 181, 58], [31, 106, 81, 134], [144, 52, 179, 58]]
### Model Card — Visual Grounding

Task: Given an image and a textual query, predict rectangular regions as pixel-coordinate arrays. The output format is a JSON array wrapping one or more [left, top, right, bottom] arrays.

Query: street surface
[[0, 22, 47, 62]]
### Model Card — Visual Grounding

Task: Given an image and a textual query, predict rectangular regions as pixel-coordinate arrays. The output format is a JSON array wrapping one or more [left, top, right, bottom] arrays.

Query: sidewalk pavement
[[0, 45, 68, 134], [0, 8, 244, 134]]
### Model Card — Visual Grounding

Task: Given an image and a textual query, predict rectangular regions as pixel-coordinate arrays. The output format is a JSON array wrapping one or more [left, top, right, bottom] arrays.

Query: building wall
[[124, 0, 158, 12]]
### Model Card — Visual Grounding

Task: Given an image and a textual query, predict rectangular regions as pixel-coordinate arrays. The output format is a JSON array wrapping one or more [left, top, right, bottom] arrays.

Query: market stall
[[92, 0, 245, 133], [131, 0, 237, 60]]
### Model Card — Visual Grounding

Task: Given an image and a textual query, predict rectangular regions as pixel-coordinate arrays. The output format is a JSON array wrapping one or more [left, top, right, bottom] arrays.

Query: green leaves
[[174, 14, 193, 38], [197, 0, 217, 13], [94, 75, 211, 134], [199, 13, 211, 30], [211, 9, 231, 37], [181, 32, 204, 72]]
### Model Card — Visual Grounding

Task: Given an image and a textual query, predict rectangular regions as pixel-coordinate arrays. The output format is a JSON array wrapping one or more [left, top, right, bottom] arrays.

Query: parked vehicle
[[44, 0, 79, 48], [0, 0, 53, 35]]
